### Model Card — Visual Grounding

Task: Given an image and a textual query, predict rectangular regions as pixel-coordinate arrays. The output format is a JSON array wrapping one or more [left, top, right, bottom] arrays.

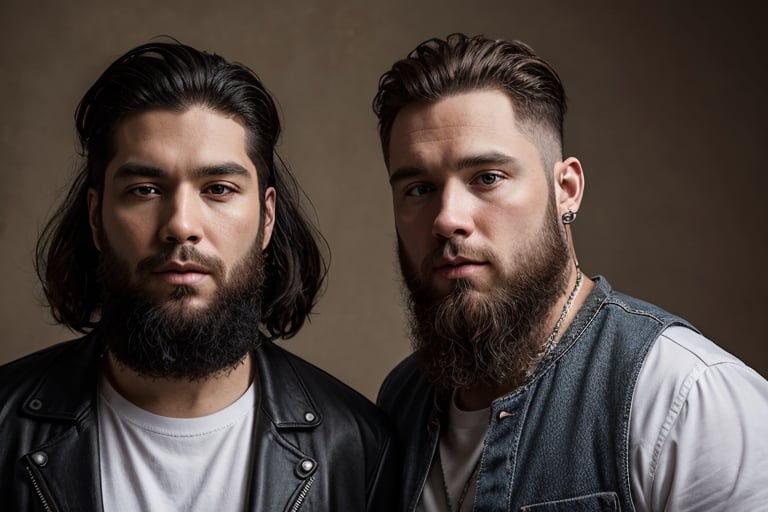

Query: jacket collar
[[23, 333, 102, 422], [252, 340, 323, 430], [19, 334, 323, 512], [23, 333, 323, 430]]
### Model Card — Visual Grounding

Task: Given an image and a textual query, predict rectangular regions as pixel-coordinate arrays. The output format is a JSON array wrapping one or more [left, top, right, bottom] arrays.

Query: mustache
[[136, 245, 225, 276], [429, 239, 494, 264]]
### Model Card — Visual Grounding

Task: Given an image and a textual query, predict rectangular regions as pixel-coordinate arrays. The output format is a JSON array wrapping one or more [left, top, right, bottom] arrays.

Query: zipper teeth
[[289, 475, 316, 512], [25, 465, 53, 512]]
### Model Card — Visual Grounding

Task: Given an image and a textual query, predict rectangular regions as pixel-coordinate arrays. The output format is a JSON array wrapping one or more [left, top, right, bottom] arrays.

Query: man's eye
[[405, 184, 433, 197], [205, 184, 234, 195], [130, 185, 160, 196], [474, 173, 504, 186]]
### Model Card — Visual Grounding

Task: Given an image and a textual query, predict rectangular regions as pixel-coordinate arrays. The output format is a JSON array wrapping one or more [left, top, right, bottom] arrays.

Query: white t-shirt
[[97, 375, 256, 512], [419, 326, 768, 511], [420, 397, 487, 512]]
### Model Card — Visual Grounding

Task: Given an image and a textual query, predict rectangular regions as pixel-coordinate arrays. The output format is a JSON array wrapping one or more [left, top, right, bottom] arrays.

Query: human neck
[[102, 352, 255, 418], [538, 265, 592, 357], [455, 267, 594, 411], [454, 385, 505, 411]]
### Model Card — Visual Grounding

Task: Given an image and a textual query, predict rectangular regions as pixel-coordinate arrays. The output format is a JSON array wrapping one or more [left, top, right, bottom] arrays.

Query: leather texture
[[377, 277, 691, 512], [0, 333, 398, 511]]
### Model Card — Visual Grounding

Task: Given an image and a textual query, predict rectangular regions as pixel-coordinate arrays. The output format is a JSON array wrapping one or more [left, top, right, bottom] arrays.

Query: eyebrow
[[388, 151, 520, 185], [112, 162, 253, 181], [456, 151, 519, 170]]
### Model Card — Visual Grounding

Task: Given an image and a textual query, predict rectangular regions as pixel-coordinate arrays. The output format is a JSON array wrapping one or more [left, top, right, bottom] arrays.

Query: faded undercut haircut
[[35, 40, 327, 339], [372, 33, 567, 172]]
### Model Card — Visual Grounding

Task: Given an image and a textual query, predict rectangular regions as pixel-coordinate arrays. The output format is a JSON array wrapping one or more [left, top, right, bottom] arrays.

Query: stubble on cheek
[[97, 228, 228, 308]]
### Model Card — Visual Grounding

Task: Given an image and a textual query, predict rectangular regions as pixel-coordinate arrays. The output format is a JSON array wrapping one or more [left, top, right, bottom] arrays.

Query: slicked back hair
[[35, 41, 327, 339], [373, 33, 567, 171]]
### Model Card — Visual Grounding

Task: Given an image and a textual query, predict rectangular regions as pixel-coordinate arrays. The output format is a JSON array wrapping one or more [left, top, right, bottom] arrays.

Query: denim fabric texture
[[378, 276, 694, 512]]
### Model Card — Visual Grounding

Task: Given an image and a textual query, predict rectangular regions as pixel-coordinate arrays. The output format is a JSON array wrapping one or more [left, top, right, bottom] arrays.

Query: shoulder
[[376, 353, 433, 417], [0, 337, 95, 397], [256, 341, 391, 432], [0, 336, 99, 474], [634, 325, 765, 409], [254, 341, 398, 501], [632, 325, 768, 436], [379, 353, 421, 393], [630, 326, 768, 510], [602, 287, 692, 330]]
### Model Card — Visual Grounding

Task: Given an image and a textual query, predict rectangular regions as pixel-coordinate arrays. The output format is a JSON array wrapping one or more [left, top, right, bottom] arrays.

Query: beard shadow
[[97, 236, 266, 381], [400, 200, 570, 391]]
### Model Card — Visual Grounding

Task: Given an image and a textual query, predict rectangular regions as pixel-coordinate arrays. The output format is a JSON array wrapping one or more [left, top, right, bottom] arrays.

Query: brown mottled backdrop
[[1, 1, 766, 399]]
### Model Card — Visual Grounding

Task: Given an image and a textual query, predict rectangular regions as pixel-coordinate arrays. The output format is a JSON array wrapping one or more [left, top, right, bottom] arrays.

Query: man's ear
[[553, 157, 585, 217], [87, 188, 102, 252], [261, 186, 276, 250]]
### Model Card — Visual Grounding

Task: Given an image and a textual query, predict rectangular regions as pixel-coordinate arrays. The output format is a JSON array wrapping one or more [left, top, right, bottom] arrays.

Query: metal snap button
[[304, 411, 316, 423], [295, 457, 317, 478], [29, 399, 43, 411], [31, 451, 48, 467]]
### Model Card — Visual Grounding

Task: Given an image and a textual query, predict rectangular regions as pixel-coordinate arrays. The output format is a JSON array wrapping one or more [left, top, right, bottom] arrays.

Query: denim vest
[[377, 276, 694, 511]]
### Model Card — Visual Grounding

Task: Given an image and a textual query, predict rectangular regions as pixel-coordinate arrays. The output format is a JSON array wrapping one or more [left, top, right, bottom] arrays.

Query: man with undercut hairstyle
[[373, 33, 768, 511], [0, 41, 396, 511]]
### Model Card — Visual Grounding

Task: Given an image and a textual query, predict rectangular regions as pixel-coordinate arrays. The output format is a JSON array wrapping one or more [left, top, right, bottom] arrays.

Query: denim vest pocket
[[520, 491, 620, 511]]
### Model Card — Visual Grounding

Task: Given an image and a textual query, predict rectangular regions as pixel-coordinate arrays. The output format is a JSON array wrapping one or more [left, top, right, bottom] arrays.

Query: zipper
[[25, 465, 53, 512], [289, 475, 316, 512]]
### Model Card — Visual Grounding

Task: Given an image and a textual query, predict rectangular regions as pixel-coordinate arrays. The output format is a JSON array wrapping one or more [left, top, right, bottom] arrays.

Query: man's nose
[[431, 185, 475, 240], [158, 188, 203, 244]]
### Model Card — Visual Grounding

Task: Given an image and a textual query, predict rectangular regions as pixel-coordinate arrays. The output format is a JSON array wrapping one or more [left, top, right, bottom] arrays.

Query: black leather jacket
[[0, 334, 398, 511]]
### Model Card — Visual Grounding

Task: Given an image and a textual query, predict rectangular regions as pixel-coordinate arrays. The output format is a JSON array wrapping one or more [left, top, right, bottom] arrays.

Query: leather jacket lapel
[[248, 341, 322, 511], [21, 409, 102, 512], [18, 335, 103, 511]]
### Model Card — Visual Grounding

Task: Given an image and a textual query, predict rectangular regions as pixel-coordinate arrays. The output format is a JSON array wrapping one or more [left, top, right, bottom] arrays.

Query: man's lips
[[432, 257, 489, 279], [152, 262, 211, 285]]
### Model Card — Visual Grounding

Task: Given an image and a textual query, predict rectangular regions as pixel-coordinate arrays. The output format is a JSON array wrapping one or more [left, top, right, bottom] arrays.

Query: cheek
[[395, 205, 432, 238], [101, 208, 154, 254], [397, 236, 429, 280], [212, 213, 262, 256], [396, 220, 428, 258], [486, 205, 545, 250]]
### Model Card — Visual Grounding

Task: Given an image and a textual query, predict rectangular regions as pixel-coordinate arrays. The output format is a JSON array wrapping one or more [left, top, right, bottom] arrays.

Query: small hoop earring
[[562, 210, 577, 225]]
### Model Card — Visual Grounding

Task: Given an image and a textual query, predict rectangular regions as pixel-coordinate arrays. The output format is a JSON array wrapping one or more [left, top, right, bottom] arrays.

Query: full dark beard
[[400, 198, 570, 392], [97, 238, 266, 381]]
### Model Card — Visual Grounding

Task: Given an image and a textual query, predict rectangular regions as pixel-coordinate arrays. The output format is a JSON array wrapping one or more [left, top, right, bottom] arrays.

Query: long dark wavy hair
[[372, 33, 567, 170], [35, 41, 327, 339]]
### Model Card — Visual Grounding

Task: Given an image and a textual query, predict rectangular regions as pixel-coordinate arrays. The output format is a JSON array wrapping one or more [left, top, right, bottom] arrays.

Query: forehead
[[107, 106, 257, 179], [387, 89, 543, 174]]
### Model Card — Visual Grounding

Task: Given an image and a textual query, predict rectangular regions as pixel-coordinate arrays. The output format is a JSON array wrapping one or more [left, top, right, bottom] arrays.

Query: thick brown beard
[[96, 232, 266, 381], [399, 196, 570, 392]]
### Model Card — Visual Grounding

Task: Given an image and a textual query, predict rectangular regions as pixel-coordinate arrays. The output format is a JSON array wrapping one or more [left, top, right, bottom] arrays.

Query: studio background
[[1, 1, 766, 400]]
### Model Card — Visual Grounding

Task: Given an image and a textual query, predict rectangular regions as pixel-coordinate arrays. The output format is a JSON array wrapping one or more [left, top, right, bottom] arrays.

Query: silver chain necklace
[[539, 267, 583, 360], [438, 447, 481, 512], [437, 268, 584, 511]]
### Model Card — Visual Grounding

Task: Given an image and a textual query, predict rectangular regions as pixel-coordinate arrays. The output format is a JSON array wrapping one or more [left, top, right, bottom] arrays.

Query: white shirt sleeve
[[630, 325, 768, 511]]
